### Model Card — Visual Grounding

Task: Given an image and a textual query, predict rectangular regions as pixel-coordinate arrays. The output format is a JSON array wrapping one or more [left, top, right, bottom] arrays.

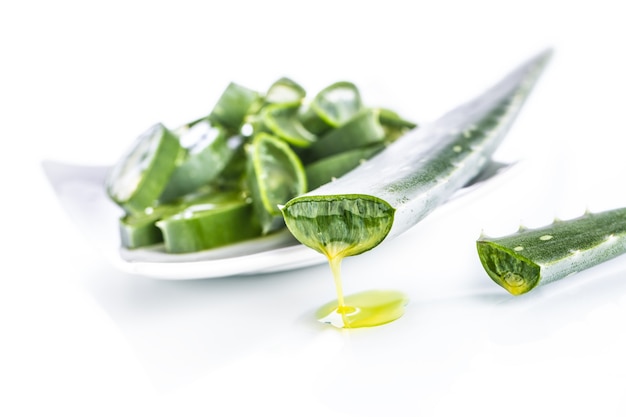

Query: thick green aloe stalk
[[282, 50, 552, 260], [477, 208, 626, 295]]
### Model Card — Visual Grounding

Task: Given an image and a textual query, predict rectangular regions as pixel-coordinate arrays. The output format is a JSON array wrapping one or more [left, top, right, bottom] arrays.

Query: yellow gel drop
[[316, 255, 409, 329]]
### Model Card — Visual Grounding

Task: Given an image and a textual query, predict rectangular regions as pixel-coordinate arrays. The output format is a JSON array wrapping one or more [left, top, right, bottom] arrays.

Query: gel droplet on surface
[[316, 290, 409, 329]]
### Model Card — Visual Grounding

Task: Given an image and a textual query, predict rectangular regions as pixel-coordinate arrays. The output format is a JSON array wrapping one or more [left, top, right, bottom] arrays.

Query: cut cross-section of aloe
[[159, 122, 245, 203], [246, 132, 307, 234], [119, 204, 179, 249], [261, 103, 317, 148], [281, 194, 395, 259], [299, 81, 363, 135], [265, 77, 306, 105], [106, 123, 183, 214], [282, 50, 552, 260], [299, 109, 386, 163], [477, 208, 626, 295]]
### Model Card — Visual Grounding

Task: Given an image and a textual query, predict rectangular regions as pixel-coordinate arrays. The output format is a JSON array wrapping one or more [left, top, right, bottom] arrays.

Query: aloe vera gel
[[282, 195, 408, 328], [283, 51, 551, 328]]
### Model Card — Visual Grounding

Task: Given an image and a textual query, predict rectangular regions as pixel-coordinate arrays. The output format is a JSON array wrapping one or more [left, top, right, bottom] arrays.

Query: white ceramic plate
[[42, 158, 523, 279]]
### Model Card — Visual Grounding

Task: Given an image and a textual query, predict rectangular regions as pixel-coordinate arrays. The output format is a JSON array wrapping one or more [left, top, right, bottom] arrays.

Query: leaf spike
[[517, 223, 528, 232]]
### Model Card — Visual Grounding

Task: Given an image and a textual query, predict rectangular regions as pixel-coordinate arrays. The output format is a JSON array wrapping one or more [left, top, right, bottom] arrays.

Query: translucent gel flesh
[[316, 255, 409, 329]]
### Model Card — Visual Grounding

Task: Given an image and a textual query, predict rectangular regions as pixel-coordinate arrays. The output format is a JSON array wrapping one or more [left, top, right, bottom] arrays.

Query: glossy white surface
[[3, 1, 626, 416]]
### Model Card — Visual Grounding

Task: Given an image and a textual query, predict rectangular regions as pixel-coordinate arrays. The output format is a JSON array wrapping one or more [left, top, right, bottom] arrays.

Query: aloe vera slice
[[299, 109, 386, 163], [106, 123, 183, 214], [159, 122, 245, 203], [378, 108, 418, 142], [119, 204, 179, 249], [282, 49, 552, 259], [305, 144, 385, 190], [119, 187, 226, 249], [261, 103, 317, 147], [265, 77, 306, 105], [299, 81, 363, 135], [378, 108, 418, 130], [156, 192, 261, 253], [281, 194, 395, 258], [208, 82, 261, 131], [477, 208, 626, 295], [246, 132, 307, 234]]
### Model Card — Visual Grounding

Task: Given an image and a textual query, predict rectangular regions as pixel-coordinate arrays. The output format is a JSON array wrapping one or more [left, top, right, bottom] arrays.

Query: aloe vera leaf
[[159, 122, 245, 203], [261, 103, 317, 147], [282, 50, 552, 258], [305, 144, 385, 190], [477, 208, 626, 295], [106, 123, 183, 215], [214, 144, 248, 190], [246, 132, 307, 234], [265, 77, 306, 105], [377, 108, 418, 130], [156, 191, 262, 253], [119, 204, 179, 249], [377, 108, 418, 143], [120, 215, 163, 249], [299, 109, 386, 163], [299, 81, 363, 135], [208, 82, 262, 131]]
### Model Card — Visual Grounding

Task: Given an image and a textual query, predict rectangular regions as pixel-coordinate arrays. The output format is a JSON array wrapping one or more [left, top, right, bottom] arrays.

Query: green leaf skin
[[246, 133, 308, 234], [119, 204, 179, 249], [299, 81, 363, 135], [265, 77, 306, 105], [283, 50, 552, 258], [477, 208, 626, 295], [299, 109, 386, 163], [305, 144, 385, 190], [156, 194, 262, 253], [208, 82, 261, 131], [159, 123, 245, 203], [377, 108, 418, 143], [261, 103, 317, 147], [377, 108, 418, 130], [105, 123, 183, 215], [119, 187, 228, 249]]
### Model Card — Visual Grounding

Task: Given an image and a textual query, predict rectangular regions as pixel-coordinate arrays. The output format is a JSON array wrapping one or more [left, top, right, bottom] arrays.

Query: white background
[[3, 1, 626, 416]]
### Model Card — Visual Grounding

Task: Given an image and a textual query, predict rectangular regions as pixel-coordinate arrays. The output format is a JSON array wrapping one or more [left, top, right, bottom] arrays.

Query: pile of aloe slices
[[105, 78, 416, 253]]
